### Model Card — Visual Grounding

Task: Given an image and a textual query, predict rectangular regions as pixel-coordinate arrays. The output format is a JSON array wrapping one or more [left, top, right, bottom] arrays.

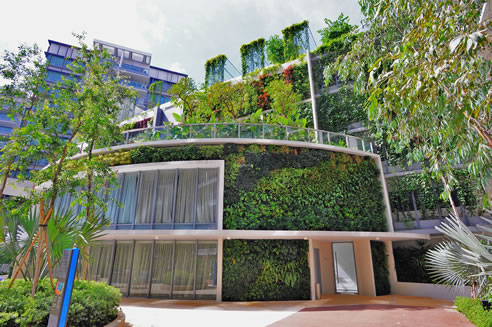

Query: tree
[[1, 35, 137, 295], [326, 0, 491, 212], [317, 14, 357, 50], [426, 215, 492, 299], [265, 80, 304, 126]]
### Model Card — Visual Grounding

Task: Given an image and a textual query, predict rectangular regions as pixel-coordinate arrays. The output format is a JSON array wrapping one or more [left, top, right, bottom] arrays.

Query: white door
[[332, 242, 358, 294]]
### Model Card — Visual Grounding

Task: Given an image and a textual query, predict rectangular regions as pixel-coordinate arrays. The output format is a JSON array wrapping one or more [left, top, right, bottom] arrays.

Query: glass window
[[196, 169, 217, 224], [0, 126, 13, 135], [172, 241, 196, 299], [129, 241, 153, 296], [49, 55, 64, 67], [103, 45, 115, 55], [132, 53, 144, 63], [155, 170, 176, 224], [49, 43, 60, 54], [135, 171, 157, 224], [111, 241, 133, 294], [57, 46, 67, 57], [124, 50, 130, 59], [150, 241, 174, 298], [145, 56, 151, 64], [175, 169, 197, 225], [64, 59, 73, 69], [89, 242, 113, 282], [195, 242, 217, 299], [118, 173, 138, 224], [46, 71, 63, 83], [106, 175, 122, 223]]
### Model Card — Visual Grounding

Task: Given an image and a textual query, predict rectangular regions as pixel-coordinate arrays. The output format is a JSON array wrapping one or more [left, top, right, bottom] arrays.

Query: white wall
[[392, 282, 471, 301]]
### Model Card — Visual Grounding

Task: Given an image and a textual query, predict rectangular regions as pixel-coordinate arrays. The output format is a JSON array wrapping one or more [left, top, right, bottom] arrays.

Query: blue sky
[[0, 0, 363, 84]]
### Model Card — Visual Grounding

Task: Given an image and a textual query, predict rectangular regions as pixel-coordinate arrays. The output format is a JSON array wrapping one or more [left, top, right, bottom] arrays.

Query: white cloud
[[0, 0, 363, 84], [168, 62, 186, 74]]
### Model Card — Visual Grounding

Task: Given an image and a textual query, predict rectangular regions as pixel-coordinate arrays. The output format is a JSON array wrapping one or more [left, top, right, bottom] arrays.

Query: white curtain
[[155, 170, 176, 224], [172, 241, 196, 298], [150, 241, 174, 298], [106, 176, 122, 224], [118, 174, 138, 224], [129, 241, 153, 296], [196, 169, 218, 224], [91, 242, 113, 283], [175, 170, 197, 224], [111, 241, 133, 293], [135, 171, 157, 224], [195, 241, 217, 299]]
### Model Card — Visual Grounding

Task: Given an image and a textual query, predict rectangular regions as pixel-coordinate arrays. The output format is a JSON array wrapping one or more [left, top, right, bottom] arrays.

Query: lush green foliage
[[204, 54, 227, 86], [222, 240, 310, 301], [240, 38, 266, 75], [371, 241, 391, 295], [222, 145, 386, 231], [327, 0, 491, 204], [265, 35, 285, 64], [387, 171, 484, 223], [393, 242, 433, 283], [318, 86, 366, 132], [282, 20, 310, 61], [315, 14, 359, 55], [455, 297, 492, 327], [0, 279, 120, 327]]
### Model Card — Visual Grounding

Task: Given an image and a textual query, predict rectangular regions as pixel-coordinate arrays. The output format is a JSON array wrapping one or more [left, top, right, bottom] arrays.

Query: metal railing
[[119, 123, 374, 153]]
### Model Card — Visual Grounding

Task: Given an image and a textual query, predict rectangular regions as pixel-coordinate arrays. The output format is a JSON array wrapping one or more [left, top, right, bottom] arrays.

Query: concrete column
[[308, 239, 316, 300], [375, 156, 395, 232], [384, 240, 399, 293], [354, 240, 376, 297], [216, 238, 223, 302], [306, 50, 319, 134]]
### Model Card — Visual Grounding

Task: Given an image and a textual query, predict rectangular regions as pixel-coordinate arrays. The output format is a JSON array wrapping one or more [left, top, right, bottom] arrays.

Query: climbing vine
[[240, 38, 266, 76], [204, 54, 227, 86]]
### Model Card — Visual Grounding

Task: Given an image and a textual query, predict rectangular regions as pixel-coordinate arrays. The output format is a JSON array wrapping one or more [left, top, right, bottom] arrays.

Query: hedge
[[0, 279, 120, 327], [455, 297, 492, 327]]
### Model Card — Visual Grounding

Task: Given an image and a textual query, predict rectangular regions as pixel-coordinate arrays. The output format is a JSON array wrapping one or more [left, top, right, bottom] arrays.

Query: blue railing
[[120, 123, 373, 153], [119, 63, 149, 76]]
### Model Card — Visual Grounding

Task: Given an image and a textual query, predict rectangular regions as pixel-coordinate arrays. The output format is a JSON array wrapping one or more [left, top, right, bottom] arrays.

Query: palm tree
[[425, 214, 492, 299], [0, 205, 109, 281]]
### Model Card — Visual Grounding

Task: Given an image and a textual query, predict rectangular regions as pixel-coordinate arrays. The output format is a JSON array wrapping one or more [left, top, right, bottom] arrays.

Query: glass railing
[[122, 80, 148, 91], [120, 123, 373, 153], [119, 63, 149, 76]]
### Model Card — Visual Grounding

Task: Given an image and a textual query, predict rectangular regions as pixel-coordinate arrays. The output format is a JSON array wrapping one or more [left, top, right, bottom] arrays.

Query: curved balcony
[[120, 123, 373, 153]]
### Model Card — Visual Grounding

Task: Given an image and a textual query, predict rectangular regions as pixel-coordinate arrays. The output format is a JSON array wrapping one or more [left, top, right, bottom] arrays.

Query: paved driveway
[[120, 295, 473, 327]]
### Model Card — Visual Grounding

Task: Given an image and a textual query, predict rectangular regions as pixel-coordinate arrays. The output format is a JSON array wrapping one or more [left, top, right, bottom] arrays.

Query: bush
[[455, 297, 492, 327], [0, 279, 120, 327]]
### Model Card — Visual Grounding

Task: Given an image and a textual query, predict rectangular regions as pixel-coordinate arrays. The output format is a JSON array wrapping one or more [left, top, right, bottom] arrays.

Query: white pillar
[[375, 156, 394, 232], [384, 240, 398, 293], [308, 239, 316, 300], [216, 238, 223, 302], [306, 50, 319, 134]]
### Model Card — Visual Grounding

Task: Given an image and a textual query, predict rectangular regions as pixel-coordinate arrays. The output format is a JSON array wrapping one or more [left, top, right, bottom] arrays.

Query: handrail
[[119, 123, 373, 153]]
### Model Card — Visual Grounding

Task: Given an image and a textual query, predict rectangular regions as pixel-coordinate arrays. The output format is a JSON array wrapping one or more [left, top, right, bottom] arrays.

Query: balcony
[[121, 80, 148, 91], [119, 123, 374, 153], [118, 63, 149, 76]]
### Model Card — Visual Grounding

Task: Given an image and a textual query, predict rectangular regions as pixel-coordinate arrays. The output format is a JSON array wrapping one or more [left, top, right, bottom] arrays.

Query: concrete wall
[[311, 239, 376, 297], [392, 282, 471, 301]]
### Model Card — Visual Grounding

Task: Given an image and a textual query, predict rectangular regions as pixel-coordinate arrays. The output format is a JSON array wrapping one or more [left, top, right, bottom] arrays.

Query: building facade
[[56, 124, 434, 302]]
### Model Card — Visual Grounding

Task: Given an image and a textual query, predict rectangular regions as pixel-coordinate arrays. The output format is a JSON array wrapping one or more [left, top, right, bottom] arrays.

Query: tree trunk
[[31, 225, 44, 297], [441, 176, 460, 218]]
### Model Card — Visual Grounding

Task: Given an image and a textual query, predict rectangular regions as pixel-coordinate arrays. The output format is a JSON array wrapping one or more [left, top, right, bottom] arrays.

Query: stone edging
[[104, 310, 126, 327]]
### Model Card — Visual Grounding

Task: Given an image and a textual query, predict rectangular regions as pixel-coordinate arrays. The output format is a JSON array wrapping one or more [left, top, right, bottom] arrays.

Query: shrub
[[455, 297, 492, 327], [0, 279, 120, 327]]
